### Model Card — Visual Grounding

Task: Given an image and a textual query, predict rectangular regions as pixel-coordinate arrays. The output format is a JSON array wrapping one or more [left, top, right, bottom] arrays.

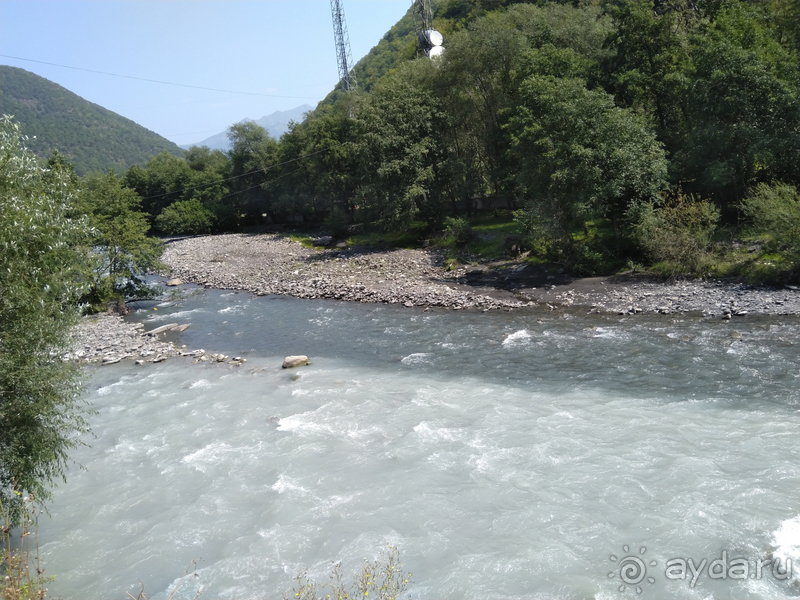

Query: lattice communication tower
[[330, 0, 356, 91]]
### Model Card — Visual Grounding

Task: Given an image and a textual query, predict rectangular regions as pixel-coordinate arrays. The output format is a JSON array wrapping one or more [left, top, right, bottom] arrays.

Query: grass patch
[[287, 234, 315, 249], [349, 221, 427, 248]]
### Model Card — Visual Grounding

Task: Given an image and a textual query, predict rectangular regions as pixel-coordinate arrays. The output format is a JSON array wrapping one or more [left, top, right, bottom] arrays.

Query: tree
[[78, 171, 163, 308], [227, 122, 278, 224], [356, 61, 450, 231], [269, 106, 362, 224], [155, 198, 216, 235], [124, 151, 194, 221], [602, 0, 692, 156], [676, 0, 800, 201], [506, 76, 668, 245], [0, 116, 92, 511]]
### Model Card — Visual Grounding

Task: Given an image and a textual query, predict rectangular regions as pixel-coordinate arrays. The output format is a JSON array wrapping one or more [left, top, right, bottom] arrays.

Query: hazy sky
[[0, 1, 410, 145]]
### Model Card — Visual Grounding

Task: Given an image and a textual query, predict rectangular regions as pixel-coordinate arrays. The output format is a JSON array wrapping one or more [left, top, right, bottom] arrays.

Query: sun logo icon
[[608, 545, 657, 594]]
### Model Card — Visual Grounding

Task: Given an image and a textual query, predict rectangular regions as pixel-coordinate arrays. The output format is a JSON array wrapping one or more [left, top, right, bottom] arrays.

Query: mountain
[[181, 104, 314, 151], [0, 66, 185, 175]]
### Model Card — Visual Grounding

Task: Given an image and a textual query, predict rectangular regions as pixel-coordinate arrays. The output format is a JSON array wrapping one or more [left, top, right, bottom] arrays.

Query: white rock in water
[[166, 278, 183, 286], [146, 323, 179, 336], [282, 355, 310, 369]]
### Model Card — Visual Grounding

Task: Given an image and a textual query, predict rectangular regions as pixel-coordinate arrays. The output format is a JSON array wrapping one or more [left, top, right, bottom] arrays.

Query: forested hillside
[[0, 66, 185, 175], [13, 0, 798, 282]]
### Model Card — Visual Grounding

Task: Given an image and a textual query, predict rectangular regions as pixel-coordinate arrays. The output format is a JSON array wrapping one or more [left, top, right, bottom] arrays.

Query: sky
[[0, 0, 411, 146]]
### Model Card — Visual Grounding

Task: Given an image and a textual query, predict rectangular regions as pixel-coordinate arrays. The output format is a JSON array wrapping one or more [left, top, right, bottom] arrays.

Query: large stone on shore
[[282, 355, 310, 369], [166, 278, 183, 286]]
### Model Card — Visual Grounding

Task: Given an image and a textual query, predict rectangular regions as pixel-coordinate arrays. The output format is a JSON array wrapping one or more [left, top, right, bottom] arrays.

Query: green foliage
[[565, 239, 616, 277], [506, 75, 668, 242], [0, 116, 92, 511], [0, 66, 184, 176], [1, 493, 54, 600], [634, 194, 721, 277], [125, 148, 234, 232], [355, 61, 449, 231], [741, 182, 800, 262], [227, 122, 278, 224], [155, 199, 216, 235], [602, 0, 692, 154], [78, 171, 163, 307], [676, 0, 800, 199], [124, 152, 194, 220], [444, 216, 475, 247], [270, 105, 362, 224]]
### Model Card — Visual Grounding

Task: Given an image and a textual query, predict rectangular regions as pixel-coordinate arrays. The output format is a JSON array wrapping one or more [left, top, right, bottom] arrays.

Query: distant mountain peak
[[181, 104, 314, 151]]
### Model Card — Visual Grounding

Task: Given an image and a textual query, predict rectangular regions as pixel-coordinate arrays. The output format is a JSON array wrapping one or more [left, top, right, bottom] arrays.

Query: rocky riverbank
[[162, 234, 526, 311], [65, 314, 204, 365], [161, 233, 800, 317], [68, 234, 798, 365]]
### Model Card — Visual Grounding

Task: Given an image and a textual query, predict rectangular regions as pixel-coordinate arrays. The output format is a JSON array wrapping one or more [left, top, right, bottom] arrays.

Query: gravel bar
[[161, 234, 800, 318]]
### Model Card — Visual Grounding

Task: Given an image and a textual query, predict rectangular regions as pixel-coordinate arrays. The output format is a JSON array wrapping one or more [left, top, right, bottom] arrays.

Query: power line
[[0, 54, 320, 100], [141, 140, 352, 201], [215, 166, 305, 204]]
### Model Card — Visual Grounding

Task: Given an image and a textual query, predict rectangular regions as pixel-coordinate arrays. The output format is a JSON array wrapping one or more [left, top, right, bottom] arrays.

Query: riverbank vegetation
[[0, 119, 92, 517], [6, 1, 798, 286], [105, 0, 800, 282]]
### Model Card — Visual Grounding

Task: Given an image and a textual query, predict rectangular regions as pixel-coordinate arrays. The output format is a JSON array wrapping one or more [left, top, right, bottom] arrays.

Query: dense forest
[[0, 66, 185, 175], [111, 0, 799, 280], [5, 0, 800, 282]]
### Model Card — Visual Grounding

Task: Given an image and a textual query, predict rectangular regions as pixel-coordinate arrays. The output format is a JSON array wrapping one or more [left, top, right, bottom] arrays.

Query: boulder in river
[[166, 278, 183, 286], [282, 355, 310, 369], [146, 323, 179, 336]]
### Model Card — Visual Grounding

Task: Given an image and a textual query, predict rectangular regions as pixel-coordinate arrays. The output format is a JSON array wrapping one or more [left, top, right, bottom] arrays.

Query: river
[[40, 287, 800, 599]]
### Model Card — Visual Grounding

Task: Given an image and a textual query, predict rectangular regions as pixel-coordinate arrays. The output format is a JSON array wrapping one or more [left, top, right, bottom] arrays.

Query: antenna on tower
[[330, 0, 356, 91], [411, 0, 444, 58]]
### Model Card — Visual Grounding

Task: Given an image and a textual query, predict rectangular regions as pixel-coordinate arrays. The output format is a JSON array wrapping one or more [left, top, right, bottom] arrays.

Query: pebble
[[152, 234, 800, 319]]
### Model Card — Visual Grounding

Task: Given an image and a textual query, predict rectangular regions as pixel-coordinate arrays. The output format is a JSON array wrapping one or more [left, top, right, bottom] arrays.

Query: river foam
[[39, 291, 800, 599]]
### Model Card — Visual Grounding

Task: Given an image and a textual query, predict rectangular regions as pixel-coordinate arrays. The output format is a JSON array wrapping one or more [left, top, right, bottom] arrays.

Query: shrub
[[1, 493, 51, 600], [634, 194, 720, 277], [741, 182, 800, 261], [566, 241, 614, 277], [444, 216, 474, 247], [156, 199, 215, 235]]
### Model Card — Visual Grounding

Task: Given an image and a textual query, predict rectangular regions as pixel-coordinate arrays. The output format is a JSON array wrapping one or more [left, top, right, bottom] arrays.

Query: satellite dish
[[426, 29, 444, 47], [428, 45, 445, 58]]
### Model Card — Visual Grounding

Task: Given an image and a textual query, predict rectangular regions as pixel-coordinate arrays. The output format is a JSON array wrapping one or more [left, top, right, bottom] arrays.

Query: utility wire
[[0, 54, 320, 100], [215, 166, 305, 203], [141, 140, 352, 201]]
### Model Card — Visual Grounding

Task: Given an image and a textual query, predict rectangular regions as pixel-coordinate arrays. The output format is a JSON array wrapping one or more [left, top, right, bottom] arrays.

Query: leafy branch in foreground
[[0, 115, 93, 514]]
